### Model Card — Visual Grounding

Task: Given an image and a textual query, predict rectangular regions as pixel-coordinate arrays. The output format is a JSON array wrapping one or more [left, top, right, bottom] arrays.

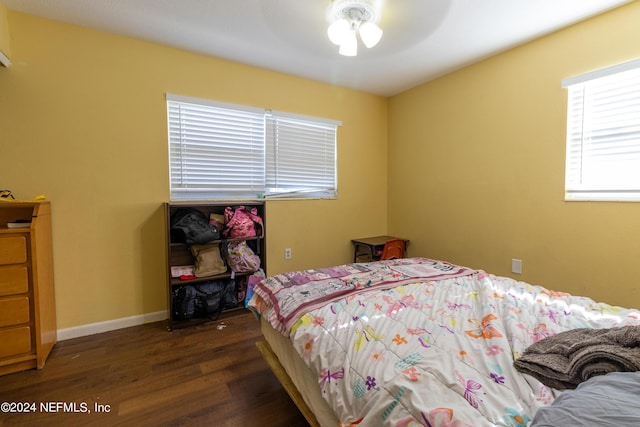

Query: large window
[[167, 94, 341, 201], [563, 59, 640, 201]]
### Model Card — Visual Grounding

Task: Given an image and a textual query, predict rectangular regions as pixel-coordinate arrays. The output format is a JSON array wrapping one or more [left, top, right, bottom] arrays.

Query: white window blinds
[[563, 59, 640, 201], [265, 111, 337, 198], [167, 94, 340, 201]]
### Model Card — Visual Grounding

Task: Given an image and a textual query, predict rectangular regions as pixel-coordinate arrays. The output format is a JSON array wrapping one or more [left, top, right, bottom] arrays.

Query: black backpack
[[170, 208, 220, 244], [195, 280, 237, 313], [172, 280, 236, 321], [172, 284, 199, 320]]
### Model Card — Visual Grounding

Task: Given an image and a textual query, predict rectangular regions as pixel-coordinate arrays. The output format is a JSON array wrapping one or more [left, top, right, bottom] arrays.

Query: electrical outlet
[[511, 259, 523, 274], [285, 248, 292, 260]]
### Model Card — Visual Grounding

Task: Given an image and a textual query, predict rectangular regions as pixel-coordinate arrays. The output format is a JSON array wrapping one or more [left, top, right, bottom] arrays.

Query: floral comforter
[[248, 258, 640, 426], [249, 258, 476, 336]]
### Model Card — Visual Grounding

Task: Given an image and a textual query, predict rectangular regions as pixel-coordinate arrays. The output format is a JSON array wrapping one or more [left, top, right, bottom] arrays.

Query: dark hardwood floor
[[0, 311, 310, 427]]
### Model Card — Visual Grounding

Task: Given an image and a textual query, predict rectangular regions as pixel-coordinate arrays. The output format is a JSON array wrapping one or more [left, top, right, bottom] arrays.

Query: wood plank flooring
[[0, 311, 310, 427]]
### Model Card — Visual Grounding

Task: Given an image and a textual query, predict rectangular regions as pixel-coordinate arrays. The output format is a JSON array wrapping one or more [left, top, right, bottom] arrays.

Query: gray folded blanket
[[514, 325, 640, 390]]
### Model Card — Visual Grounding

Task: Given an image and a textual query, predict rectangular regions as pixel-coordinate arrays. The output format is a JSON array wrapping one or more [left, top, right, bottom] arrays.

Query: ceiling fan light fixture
[[328, 0, 382, 56], [358, 21, 382, 48], [339, 30, 358, 56], [328, 18, 351, 45]]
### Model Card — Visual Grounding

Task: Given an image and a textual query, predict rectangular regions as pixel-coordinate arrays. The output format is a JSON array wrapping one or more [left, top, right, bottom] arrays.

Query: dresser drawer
[[0, 297, 30, 327], [0, 326, 32, 359], [0, 266, 29, 296], [0, 236, 28, 265]]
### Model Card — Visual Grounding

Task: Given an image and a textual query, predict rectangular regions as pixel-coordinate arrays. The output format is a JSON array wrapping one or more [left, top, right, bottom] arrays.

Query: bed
[[247, 257, 640, 426]]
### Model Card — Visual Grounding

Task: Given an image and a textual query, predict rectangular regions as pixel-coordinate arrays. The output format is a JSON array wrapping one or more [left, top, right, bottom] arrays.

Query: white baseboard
[[57, 310, 168, 341]]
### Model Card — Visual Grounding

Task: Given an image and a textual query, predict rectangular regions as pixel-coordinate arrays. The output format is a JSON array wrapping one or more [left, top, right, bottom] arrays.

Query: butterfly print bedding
[[249, 258, 640, 426]]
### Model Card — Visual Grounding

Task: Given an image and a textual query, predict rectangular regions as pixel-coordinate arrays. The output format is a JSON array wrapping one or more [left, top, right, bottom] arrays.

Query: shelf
[[170, 270, 256, 286], [0, 227, 32, 234], [169, 235, 263, 247], [168, 305, 247, 330], [165, 202, 266, 331]]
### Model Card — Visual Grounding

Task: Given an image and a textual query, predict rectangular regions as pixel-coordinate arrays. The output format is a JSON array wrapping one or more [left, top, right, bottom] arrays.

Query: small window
[[167, 94, 341, 201], [563, 59, 640, 201]]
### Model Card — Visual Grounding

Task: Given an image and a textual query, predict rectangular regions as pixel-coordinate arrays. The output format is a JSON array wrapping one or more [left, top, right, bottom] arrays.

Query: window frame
[[562, 58, 640, 202]]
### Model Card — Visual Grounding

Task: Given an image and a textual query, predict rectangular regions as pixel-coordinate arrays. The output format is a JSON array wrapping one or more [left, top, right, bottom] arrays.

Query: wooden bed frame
[[256, 340, 321, 427]]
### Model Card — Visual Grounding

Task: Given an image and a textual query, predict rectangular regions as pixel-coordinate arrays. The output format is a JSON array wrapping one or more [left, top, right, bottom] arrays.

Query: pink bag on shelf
[[222, 206, 263, 239]]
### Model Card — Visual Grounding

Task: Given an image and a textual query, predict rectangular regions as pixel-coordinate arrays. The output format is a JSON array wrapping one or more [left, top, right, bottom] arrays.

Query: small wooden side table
[[351, 236, 409, 262]]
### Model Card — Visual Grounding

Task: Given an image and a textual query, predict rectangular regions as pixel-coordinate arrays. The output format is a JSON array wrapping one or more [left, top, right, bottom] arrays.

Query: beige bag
[[190, 242, 226, 277]]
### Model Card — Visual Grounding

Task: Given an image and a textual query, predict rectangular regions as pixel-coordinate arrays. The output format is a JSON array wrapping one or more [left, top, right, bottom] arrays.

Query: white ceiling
[[2, 0, 633, 96]]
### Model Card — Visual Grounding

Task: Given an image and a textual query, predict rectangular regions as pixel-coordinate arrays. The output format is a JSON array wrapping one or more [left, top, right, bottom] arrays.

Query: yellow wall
[[389, 1, 640, 308], [0, 12, 388, 329], [0, 2, 10, 60]]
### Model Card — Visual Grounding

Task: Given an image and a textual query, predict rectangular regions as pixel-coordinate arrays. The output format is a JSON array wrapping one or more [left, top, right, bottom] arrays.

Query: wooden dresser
[[0, 201, 57, 376]]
